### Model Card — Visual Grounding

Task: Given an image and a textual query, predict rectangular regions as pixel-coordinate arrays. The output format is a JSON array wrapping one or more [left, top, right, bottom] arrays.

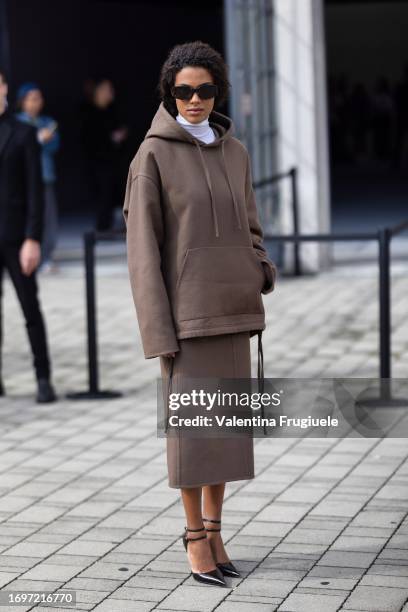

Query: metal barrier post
[[66, 231, 122, 400], [266, 229, 407, 408], [253, 167, 301, 277], [358, 226, 406, 407], [379, 228, 391, 379], [290, 167, 301, 276], [85, 231, 98, 393]]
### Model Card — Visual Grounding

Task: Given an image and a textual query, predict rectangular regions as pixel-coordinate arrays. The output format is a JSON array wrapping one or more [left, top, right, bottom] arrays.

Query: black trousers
[[0, 244, 51, 380]]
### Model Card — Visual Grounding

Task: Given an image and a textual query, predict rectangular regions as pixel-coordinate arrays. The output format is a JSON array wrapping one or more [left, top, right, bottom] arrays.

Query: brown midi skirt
[[159, 331, 255, 488]]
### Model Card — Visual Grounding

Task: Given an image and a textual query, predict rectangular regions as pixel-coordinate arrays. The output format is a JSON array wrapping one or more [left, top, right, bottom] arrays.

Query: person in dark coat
[[0, 69, 56, 402], [80, 78, 128, 231], [16, 81, 61, 273]]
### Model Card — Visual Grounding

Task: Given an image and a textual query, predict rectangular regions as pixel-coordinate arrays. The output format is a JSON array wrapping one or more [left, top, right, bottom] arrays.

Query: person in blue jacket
[[16, 82, 60, 273]]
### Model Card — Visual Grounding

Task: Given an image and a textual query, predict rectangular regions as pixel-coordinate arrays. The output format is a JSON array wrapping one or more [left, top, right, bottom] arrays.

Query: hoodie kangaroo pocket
[[175, 246, 265, 322]]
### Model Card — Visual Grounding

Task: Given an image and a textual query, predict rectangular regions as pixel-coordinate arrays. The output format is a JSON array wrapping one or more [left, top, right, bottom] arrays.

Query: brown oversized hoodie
[[123, 101, 277, 360]]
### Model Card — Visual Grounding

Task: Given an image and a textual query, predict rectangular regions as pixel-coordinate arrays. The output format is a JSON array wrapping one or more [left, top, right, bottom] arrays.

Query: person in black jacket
[[80, 77, 128, 231], [0, 69, 56, 402]]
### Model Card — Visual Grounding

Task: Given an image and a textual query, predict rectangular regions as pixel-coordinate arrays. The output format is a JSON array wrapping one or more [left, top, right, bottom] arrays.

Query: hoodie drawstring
[[222, 140, 242, 231], [194, 139, 242, 238], [194, 141, 219, 238]]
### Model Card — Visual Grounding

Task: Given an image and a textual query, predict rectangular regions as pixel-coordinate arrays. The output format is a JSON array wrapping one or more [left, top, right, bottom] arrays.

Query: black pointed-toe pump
[[182, 526, 227, 587], [203, 517, 241, 578]]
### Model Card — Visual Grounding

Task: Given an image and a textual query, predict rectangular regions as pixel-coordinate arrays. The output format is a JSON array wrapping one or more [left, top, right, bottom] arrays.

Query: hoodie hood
[[144, 101, 242, 238]]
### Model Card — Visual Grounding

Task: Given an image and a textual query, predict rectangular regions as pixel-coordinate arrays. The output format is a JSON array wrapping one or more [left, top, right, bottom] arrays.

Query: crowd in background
[[11, 77, 129, 273], [0, 71, 130, 400], [327, 64, 408, 169]]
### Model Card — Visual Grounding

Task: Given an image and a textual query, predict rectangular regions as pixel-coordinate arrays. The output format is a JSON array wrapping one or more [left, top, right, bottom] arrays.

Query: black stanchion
[[253, 166, 301, 276], [289, 167, 301, 276], [266, 227, 408, 408], [379, 227, 391, 379], [66, 231, 122, 400], [357, 227, 407, 407]]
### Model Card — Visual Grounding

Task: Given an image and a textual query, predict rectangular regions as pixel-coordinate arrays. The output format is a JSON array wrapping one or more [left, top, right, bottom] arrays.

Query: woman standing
[[123, 41, 276, 587]]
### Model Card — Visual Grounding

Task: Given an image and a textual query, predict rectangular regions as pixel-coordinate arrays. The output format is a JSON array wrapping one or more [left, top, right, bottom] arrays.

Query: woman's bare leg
[[181, 486, 217, 572], [202, 483, 230, 563]]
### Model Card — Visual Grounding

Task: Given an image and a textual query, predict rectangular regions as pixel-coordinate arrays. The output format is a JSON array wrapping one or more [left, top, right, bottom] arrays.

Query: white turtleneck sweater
[[176, 112, 216, 144]]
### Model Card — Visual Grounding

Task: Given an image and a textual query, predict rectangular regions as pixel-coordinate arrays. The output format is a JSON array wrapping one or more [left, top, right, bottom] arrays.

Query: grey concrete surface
[[0, 255, 407, 611]]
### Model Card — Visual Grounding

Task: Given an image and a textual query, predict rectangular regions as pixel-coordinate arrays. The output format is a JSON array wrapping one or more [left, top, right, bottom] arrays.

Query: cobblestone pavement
[[0, 259, 407, 612]]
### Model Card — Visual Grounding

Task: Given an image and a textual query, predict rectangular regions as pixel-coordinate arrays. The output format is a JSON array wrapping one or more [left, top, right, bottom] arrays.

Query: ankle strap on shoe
[[185, 525, 205, 532], [203, 517, 221, 532], [184, 527, 207, 543], [186, 533, 207, 542]]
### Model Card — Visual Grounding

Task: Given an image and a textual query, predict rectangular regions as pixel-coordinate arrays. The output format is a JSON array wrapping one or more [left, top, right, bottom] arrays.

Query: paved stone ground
[[0, 258, 407, 612]]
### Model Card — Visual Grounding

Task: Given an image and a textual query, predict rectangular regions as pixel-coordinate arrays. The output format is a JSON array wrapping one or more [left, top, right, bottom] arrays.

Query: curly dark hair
[[158, 40, 231, 117]]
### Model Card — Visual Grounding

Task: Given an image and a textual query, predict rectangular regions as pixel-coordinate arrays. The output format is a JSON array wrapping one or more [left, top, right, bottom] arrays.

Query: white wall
[[273, 0, 331, 272]]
